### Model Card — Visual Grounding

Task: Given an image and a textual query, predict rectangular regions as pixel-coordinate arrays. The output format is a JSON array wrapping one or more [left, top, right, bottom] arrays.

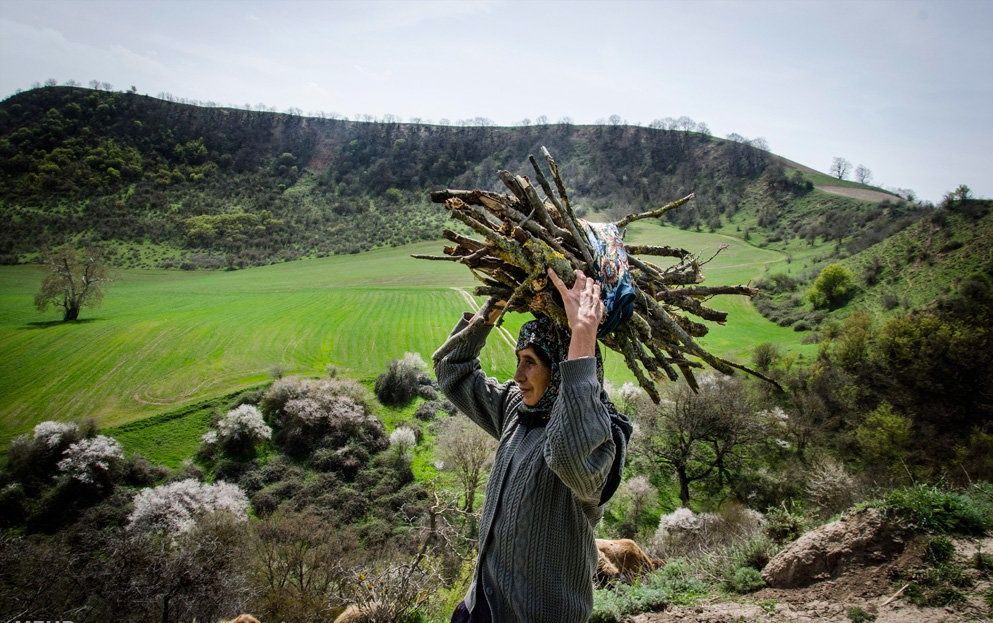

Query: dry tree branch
[[421, 148, 776, 398]]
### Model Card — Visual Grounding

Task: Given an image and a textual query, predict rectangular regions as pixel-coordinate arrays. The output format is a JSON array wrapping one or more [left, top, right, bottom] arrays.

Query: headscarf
[[514, 315, 634, 505]]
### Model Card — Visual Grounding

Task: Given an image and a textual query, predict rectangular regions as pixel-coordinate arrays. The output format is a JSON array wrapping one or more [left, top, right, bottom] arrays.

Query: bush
[[127, 478, 248, 534], [414, 400, 442, 421], [389, 426, 418, 456], [0, 483, 27, 526], [727, 566, 765, 593], [854, 402, 912, 478], [121, 454, 169, 487], [764, 503, 812, 544], [416, 385, 438, 401], [57, 435, 124, 487], [5, 420, 92, 487], [602, 476, 660, 541], [807, 263, 855, 309], [651, 505, 766, 558], [214, 457, 253, 482], [973, 551, 993, 572], [924, 535, 955, 564], [213, 404, 272, 455], [590, 559, 706, 622], [228, 386, 266, 409], [310, 443, 370, 479], [806, 456, 861, 518], [751, 342, 781, 373], [847, 606, 876, 623], [262, 376, 386, 459], [375, 352, 429, 407], [874, 484, 993, 535]]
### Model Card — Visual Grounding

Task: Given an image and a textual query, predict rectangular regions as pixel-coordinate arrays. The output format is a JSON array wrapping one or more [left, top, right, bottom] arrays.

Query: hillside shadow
[[23, 318, 100, 329]]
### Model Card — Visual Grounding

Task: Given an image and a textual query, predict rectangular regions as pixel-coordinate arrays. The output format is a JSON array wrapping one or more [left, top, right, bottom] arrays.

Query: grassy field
[[0, 222, 816, 460]]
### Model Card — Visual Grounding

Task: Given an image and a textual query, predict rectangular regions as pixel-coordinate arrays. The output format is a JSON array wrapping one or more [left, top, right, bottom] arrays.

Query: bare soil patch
[[819, 185, 904, 204], [630, 536, 992, 623]]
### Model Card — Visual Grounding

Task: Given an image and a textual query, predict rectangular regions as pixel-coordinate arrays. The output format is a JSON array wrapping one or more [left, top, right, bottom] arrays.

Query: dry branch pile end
[[417, 147, 777, 401]]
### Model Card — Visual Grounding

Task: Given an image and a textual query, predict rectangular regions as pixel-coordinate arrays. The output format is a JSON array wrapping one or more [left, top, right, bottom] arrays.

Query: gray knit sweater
[[435, 314, 617, 622]]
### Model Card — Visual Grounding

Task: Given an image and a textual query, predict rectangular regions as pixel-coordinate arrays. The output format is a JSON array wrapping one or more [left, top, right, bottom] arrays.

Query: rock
[[762, 507, 908, 588]]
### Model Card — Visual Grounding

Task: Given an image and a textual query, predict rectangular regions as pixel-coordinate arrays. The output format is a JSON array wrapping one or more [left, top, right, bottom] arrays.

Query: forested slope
[[0, 86, 906, 269]]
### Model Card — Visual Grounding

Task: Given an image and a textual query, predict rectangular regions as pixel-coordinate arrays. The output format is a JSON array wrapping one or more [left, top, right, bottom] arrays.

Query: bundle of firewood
[[418, 147, 774, 401]]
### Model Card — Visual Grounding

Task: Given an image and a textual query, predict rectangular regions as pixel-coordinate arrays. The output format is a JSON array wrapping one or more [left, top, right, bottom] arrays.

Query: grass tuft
[[866, 484, 993, 535]]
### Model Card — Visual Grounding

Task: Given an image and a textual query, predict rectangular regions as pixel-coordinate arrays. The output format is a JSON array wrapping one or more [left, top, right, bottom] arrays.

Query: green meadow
[[0, 222, 815, 461]]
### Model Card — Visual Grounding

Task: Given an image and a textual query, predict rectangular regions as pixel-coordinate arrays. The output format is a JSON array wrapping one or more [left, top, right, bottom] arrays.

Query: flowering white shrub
[[617, 382, 645, 405], [624, 475, 655, 499], [33, 421, 79, 448], [806, 456, 860, 517], [127, 478, 248, 534], [389, 426, 417, 454], [260, 376, 313, 416], [400, 351, 428, 372], [652, 508, 720, 556], [260, 375, 385, 459], [57, 435, 124, 484], [216, 404, 272, 445], [652, 505, 766, 558], [201, 430, 219, 446]]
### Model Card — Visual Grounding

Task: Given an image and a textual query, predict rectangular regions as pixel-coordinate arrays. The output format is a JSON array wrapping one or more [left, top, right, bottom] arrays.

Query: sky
[[1, 0, 990, 202]]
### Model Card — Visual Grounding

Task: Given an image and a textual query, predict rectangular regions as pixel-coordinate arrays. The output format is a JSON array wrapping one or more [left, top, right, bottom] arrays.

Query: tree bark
[[676, 465, 691, 506]]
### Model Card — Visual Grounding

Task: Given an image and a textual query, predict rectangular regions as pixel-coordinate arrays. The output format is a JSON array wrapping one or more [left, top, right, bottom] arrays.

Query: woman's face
[[514, 346, 552, 406]]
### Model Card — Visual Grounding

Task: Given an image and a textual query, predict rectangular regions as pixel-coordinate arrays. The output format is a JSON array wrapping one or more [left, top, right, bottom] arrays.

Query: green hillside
[[0, 222, 815, 456], [840, 199, 993, 317], [0, 86, 896, 270]]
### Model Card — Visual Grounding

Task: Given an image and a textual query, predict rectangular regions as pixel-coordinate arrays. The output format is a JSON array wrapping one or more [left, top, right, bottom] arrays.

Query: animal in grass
[[595, 538, 664, 586], [219, 616, 261, 623], [332, 603, 385, 623]]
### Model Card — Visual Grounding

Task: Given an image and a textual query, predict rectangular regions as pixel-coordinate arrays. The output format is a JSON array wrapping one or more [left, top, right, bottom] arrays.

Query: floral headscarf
[[515, 315, 570, 419], [514, 314, 633, 505]]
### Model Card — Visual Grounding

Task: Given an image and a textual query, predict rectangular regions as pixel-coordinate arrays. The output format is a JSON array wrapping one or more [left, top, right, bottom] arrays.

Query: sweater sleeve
[[542, 357, 616, 503], [434, 313, 516, 440]]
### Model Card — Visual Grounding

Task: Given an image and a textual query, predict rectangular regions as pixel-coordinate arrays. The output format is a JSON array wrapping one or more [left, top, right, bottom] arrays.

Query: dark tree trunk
[[676, 465, 691, 506], [63, 303, 80, 321]]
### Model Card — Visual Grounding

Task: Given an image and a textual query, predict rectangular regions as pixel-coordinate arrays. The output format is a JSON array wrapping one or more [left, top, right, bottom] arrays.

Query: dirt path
[[818, 185, 904, 204], [632, 536, 993, 623]]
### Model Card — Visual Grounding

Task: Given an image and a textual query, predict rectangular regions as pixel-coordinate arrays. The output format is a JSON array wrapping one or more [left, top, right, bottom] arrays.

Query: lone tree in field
[[854, 164, 873, 184], [34, 245, 110, 321], [830, 157, 852, 180], [807, 262, 855, 310]]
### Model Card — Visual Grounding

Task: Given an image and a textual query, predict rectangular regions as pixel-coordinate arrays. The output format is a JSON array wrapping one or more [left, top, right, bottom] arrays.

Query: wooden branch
[[528, 158, 595, 269], [418, 148, 777, 395], [615, 193, 695, 228], [625, 244, 691, 259], [541, 146, 571, 210]]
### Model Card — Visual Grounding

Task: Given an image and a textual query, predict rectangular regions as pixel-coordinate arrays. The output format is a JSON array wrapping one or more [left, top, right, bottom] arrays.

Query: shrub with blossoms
[[57, 435, 124, 485], [389, 426, 417, 456], [127, 478, 248, 535], [6, 420, 93, 486], [33, 421, 80, 449], [651, 505, 765, 558], [200, 404, 272, 457], [260, 376, 387, 460]]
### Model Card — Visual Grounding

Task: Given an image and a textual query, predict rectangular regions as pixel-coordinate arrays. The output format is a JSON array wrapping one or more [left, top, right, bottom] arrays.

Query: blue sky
[[1, 0, 990, 202]]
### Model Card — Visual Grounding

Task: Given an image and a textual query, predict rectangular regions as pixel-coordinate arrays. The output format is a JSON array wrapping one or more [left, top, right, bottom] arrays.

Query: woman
[[436, 268, 631, 622]]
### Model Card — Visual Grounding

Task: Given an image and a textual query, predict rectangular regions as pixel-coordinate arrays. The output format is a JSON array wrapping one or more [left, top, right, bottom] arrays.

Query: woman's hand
[[475, 297, 506, 326], [547, 267, 603, 359]]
